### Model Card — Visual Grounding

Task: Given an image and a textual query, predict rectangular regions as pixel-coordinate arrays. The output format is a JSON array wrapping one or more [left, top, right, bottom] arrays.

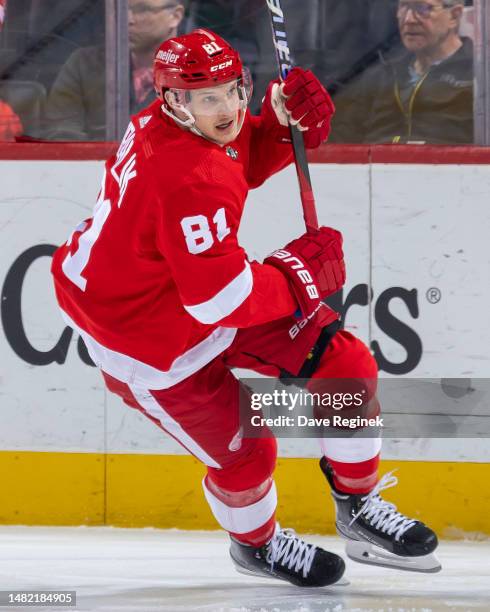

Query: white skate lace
[[266, 527, 317, 578], [349, 471, 417, 541]]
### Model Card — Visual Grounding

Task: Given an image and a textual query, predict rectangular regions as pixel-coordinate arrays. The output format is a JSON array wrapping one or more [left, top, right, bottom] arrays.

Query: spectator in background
[[44, 0, 185, 140], [331, 0, 473, 144]]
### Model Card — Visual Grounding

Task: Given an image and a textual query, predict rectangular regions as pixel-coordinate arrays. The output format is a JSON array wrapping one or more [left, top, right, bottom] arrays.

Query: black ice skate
[[229, 523, 346, 587], [320, 457, 441, 573]]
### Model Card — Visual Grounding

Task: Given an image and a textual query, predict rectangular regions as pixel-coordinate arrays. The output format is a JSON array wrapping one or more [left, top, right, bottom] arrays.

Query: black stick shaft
[[265, 0, 319, 233]]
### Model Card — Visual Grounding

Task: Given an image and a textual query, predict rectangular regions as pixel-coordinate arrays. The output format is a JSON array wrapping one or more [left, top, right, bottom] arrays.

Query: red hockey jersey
[[51, 99, 299, 388]]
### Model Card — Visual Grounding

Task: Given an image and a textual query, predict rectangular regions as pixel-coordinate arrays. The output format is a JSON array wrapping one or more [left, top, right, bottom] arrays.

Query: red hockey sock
[[327, 454, 380, 494], [230, 514, 277, 547], [204, 476, 277, 547]]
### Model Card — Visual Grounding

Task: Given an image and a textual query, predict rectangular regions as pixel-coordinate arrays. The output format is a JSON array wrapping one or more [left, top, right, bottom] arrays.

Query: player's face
[[189, 81, 243, 145], [397, 1, 463, 54], [128, 1, 184, 53]]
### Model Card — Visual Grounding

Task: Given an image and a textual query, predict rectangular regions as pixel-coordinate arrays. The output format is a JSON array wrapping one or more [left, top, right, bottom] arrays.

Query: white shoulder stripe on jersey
[[59, 309, 237, 389], [184, 261, 253, 325]]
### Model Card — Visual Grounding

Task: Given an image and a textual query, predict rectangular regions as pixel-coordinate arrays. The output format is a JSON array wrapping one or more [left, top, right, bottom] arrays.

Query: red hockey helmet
[[154, 29, 252, 144], [154, 29, 244, 98]]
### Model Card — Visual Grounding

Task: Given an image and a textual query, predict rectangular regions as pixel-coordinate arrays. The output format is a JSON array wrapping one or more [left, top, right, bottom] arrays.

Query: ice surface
[[0, 526, 488, 611]]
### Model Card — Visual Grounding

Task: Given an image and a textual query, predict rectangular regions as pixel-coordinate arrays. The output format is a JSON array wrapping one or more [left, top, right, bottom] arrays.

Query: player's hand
[[268, 68, 335, 148], [264, 227, 345, 319]]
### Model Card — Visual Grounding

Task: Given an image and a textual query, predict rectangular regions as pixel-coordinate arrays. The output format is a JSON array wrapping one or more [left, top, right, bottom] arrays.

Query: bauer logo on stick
[[266, 0, 283, 19], [266, 0, 291, 79]]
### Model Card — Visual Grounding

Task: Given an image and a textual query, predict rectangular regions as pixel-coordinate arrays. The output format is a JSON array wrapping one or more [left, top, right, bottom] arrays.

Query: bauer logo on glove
[[270, 249, 320, 300], [264, 226, 346, 320]]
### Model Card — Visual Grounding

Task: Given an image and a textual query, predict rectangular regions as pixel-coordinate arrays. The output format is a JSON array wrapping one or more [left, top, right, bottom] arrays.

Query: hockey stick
[[265, 0, 319, 234]]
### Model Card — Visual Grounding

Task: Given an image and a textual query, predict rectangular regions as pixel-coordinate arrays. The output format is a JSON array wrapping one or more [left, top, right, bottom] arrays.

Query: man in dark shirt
[[44, 0, 185, 140], [331, 0, 473, 144]]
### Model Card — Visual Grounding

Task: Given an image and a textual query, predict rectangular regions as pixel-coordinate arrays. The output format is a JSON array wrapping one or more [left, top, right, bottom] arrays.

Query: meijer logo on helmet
[[157, 50, 180, 64]]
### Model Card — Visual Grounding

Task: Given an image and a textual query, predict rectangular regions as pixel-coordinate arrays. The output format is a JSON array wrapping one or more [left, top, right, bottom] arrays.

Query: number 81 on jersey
[[180, 208, 230, 254]]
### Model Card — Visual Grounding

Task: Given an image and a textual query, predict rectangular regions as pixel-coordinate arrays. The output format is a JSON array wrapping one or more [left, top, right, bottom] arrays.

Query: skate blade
[[345, 540, 442, 573], [232, 560, 350, 586]]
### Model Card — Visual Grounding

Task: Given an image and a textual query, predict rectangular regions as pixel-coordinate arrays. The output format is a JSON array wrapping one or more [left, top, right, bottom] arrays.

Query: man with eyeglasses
[[44, 0, 185, 140], [331, 0, 473, 144]]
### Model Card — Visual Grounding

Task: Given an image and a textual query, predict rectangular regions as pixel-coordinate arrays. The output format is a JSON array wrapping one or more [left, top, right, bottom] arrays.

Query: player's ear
[[449, 3, 464, 29], [164, 90, 178, 109]]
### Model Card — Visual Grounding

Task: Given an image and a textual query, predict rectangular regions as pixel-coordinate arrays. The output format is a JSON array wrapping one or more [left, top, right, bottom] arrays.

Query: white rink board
[[371, 164, 490, 378], [0, 160, 489, 460]]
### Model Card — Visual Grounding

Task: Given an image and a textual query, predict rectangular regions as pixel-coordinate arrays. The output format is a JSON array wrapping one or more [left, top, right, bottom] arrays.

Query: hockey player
[[51, 29, 440, 587]]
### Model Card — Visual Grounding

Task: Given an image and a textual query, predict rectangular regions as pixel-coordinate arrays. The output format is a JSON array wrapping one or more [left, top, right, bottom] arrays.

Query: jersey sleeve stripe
[[183, 261, 253, 324]]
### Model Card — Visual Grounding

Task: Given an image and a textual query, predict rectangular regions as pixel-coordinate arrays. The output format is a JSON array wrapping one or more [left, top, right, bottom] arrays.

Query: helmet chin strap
[[161, 102, 217, 143], [160, 102, 194, 129], [161, 90, 248, 147]]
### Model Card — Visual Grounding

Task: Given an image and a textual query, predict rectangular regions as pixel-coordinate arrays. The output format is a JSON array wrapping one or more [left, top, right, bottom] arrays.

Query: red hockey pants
[[102, 309, 380, 545]]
